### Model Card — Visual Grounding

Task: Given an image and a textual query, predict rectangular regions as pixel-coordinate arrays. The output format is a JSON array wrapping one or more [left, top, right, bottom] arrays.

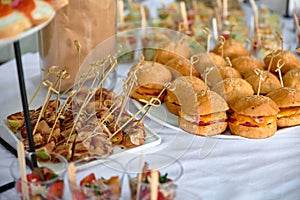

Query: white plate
[[1, 121, 161, 162], [132, 100, 257, 140], [0, 12, 55, 47]]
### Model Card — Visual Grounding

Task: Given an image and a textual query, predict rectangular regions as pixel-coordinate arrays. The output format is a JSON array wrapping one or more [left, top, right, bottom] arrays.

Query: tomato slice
[[47, 181, 64, 200], [80, 173, 96, 187], [26, 174, 41, 182]]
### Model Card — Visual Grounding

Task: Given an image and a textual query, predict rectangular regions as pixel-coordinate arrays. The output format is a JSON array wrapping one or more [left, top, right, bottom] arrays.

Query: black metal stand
[[284, 0, 291, 18], [13, 41, 37, 167]]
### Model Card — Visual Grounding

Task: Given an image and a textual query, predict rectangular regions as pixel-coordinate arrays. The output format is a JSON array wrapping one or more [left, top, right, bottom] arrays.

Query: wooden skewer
[[150, 166, 159, 200], [180, 1, 189, 31], [275, 59, 285, 87], [212, 18, 219, 42], [68, 162, 77, 200], [293, 12, 300, 34], [17, 141, 29, 200], [254, 69, 265, 96]]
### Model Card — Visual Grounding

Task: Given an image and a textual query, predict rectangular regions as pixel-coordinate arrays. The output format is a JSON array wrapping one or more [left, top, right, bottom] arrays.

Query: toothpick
[[118, 0, 125, 25], [212, 18, 219, 42], [293, 12, 300, 34], [275, 59, 285, 87], [140, 6, 147, 36], [32, 81, 59, 136], [219, 36, 226, 58], [203, 66, 214, 92], [275, 31, 284, 50], [190, 55, 199, 77], [180, 1, 189, 31], [222, 0, 228, 19], [47, 91, 76, 143], [203, 27, 211, 53], [249, 0, 259, 35], [150, 166, 159, 200], [267, 50, 281, 72], [254, 69, 265, 96], [17, 141, 29, 200], [225, 57, 232, 67], [68, 162, 77, 200]]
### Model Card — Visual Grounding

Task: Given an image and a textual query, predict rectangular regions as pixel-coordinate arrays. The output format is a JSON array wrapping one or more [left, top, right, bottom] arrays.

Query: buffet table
[[1, 48, 300, 200], [1, 1, 300, 199]]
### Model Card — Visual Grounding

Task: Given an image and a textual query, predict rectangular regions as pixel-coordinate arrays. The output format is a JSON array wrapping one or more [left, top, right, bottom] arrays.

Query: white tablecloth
[[0, 49, 300, 200], [1, 2, 300, 197]]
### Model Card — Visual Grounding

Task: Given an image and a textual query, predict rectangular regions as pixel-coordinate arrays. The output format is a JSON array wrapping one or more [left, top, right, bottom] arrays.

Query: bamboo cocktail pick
[[203, 27, 211, 54], [275, 59, 285, 87], [17, 141, 29, 200], [150, 167, 159, 200], [68, 162, 76, 200], [180, 1, 189, 31], [254, 69, 265, 96]]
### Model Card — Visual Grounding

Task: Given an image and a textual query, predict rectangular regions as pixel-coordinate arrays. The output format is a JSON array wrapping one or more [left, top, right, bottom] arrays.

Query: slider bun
[[229, 120, 277, 139], [164, 56, 200, 78], [129, 61, 172, 102], [266, 87, 300, 127], [231, 56, 264, 78], [231, 95, 279, 116], [266, 87, 300, 108], [283, 68, 300, 90], [212, 39, 249, 60], [212, 78, 254, 108], [0, 11, 31, 38], [179, 117, 228, 136], [154, 40, 192, 65], [164, 76, 206, 115], [245, 70, 281, 95], [194, 52, 227, 73], [201, 66, 242, 88], [263, 50, 300, 74], [183, 90, 229, 116]]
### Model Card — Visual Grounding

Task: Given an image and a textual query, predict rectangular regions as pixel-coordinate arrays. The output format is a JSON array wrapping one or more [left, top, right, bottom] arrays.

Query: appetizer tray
[[1, 121, 161, 162], [132, 100, 296, 140], [0, 12, 55, 47]]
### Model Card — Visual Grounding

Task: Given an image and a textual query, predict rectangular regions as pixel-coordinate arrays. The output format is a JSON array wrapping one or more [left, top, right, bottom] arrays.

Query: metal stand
[[13, 41, 37, 167], [284, 0, 291, 18]]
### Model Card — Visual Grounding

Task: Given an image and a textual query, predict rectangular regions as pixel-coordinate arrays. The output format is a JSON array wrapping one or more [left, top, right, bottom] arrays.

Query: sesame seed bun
[[212, 39, 250, 60], [283, 68, 300, 90], [231, 56, 264, 78]]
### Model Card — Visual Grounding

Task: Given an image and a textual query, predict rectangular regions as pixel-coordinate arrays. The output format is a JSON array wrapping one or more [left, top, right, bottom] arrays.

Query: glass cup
[[10, 152, 68, 200], [125, 153, 183, 200], [67, 156, 124, 200]]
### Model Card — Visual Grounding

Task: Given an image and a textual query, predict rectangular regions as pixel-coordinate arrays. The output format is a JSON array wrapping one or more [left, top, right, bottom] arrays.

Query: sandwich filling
[[229, 112, 277, 127], [180, 112, 227, 126]]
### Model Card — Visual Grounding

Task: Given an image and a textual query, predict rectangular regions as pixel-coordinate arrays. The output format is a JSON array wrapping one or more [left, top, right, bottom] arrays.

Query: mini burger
[[231, 56, 264, 78], [245, 70, 281, 95], [212, 78, 254, 108], [178, 90, 229, 136], [201, 65, 242, 88], [164, 76, 206, 115], [212, 39, 250, 60], [283, 68, 300, 90], [129, 61, 172, 102], [263, 49, 300, 74], [194, 52, 227, 74], [266, 87, 300, 127], [153, 40, 192, 65], [164, 56, 200, 78], [229, 95, 279, 139]]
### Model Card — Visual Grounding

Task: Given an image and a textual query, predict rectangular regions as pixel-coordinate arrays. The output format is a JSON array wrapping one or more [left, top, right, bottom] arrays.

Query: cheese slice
[[230, 113, 277, 127]]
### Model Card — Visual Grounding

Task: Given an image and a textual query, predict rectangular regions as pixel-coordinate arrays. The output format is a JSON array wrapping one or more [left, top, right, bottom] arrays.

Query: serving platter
[[1, 121, 161, 163], [0, 12, 55, 47]]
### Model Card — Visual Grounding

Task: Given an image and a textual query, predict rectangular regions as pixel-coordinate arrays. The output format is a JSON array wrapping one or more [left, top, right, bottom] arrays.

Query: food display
[[0, 0, 55, 39], [74, 173, 121, 200], [10, 152, 68, 200], [129, 162, 176, 200], [6, 87, 148, 161]]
